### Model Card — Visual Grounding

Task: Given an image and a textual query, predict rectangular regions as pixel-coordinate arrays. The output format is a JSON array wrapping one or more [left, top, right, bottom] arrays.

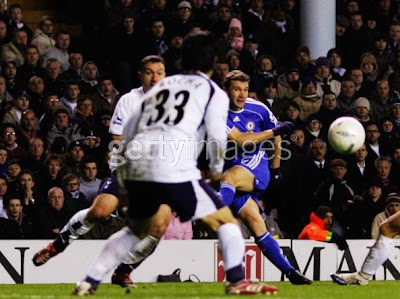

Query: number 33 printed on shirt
[[146, 89, 189, 126]]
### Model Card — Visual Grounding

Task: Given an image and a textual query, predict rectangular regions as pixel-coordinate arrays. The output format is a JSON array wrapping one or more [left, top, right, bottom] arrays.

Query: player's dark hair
[[182, 32, 217, 73], [139, 55, 165, 72]]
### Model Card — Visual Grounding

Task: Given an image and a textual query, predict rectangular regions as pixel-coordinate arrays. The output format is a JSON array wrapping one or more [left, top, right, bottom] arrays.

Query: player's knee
[[221, 171, 239, 187], [87, 206, 110, 221]]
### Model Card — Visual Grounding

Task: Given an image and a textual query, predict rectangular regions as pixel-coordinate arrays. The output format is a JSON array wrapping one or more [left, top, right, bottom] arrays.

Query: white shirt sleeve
[[203, 84, 229, 175]]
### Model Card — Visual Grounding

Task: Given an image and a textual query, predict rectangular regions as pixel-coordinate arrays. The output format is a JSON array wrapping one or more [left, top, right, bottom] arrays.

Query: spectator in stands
[[298, 205, 348, 250], [74, 96, 95, 131], [374, 156, 399, 195], [385, 49, 400, 79], [46, 106, 82, 148], [169, 1, 195, 37], [387, 22, 400, 53], [226, 49, 241, 71], [60, 51, 83, 83], [259, 79, 284, 118], [38, 154, 64, 195], [336, 78, 357, 114], [349, 67, 373, 98], [4, 194, 33, 238], [379, 117, 398, 148], [162, 32, 183, 76], [6, 4, 32, 42], [1, 123, 26, 161], [360, 52, 379, 87], [40, 31, 70, 72], [27, 76, 45, 115], [16, 45, 45, 87], [209, 4, 232, 38], [365, 123, 392, 165], [0, 214, 21, 238], [6, 160, 20, 185], [293, 46, 316, 80], [60, 81, 80, 116], [163, 211, 193, 240], [281, 100, 304, 128], [216, 17, 244, 58], [212, 59, 229, 88], [1, 29, 27, 67], [63, 140, 85, 176], [293, 77, 321, 122], [32, 187, 72, 239], [315, 159, 355, 235], [31, 16, 55, 55], [0, 20, 8, 48], [79, 157, 101, 204], [370, 79, 398, 123], [2, 60, 19, 96], [80, 128, 100, 157], [371, 192, 400, 239], [80, 61, 99, 95], [2, 89, 30, 126], [314, 56, 341, 97], [19, 137, 46, 176], [391, 144, 400, 178], [0, 145, 7, 175], [251, 54, 278, 96], [336, 15, 349, 51], [62, 173, 90, 214], [43, 58, 64, 94], [16, 110, 40, 150], [0, 174, 7, 217], [144, 19, 169, 57], [141, 0, 173, 29], [242, 0, 266, 36], [90, 75, 120, 117], [0, 75, 13, 116], [296, 139, 330, 230], [342, 12, 370, 68], [277, 67, 301, 100], [15, 169, 42, 217], [371, 33, 393, 77], [303, 115, 324, 147], [346, 144, 376, 196], [327, 48, 346, 81], [315, 92, 342, 137], [353, 97, 373, 127]]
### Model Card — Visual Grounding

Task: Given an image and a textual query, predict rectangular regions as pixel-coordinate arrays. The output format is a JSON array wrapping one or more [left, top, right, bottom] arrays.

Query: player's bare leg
[[332, 205, 400, 285]]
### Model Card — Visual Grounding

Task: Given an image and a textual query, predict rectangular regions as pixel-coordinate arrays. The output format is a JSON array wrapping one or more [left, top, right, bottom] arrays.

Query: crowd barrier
[[1, 239, 399, 284]]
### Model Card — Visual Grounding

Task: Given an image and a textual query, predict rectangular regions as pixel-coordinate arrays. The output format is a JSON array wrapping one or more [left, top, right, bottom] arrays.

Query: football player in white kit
[[74, 32, 279, 296], [32, 56, 172, 288]]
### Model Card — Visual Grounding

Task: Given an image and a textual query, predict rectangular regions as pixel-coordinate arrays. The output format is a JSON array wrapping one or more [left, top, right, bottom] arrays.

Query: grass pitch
[[0, 281, 398, 298]]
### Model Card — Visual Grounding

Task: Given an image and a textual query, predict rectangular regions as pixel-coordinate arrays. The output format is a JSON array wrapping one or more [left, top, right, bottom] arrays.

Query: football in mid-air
[[328, 116, 366, 155]]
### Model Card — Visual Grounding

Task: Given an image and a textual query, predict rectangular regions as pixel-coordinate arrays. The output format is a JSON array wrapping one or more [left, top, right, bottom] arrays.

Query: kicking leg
[[239, 198, 311, 285], [33, 193, 119, 266]]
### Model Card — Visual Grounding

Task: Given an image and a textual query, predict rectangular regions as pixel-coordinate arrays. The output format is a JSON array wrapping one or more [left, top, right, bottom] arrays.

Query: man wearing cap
[[314, 56, 341, 98], [169, 1, 194, 37], [293, 46, 316, 80], [370, 193, 400, 239], [336, 15, 349, 50], [31, 16, 55, 55], [293, 77, 321, 121], [298, 205, 348, 250], [63, 140, 85, 176], [315, 159, 355, 232], [2, 89, 30, 126], [353, 97, 373, 126]]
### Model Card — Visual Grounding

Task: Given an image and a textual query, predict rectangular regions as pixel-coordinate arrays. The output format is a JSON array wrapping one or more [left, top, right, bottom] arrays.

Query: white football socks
[[60, 208, 94, 243], [128, 235, 160, 264], [87, 227, 140, 281], [217, 223, 245, 271], [361, 234, 394, 277]]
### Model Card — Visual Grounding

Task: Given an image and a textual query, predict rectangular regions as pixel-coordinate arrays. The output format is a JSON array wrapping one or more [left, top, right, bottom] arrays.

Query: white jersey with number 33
[[121, 73, 229, 183]]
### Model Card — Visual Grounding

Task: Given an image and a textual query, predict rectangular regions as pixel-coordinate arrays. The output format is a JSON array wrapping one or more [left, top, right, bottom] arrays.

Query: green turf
[[0, 281, 398, 298]]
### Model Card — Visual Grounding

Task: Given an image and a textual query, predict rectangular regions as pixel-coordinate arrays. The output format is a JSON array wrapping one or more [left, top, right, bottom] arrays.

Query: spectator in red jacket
[[298, 206, 348, 250]]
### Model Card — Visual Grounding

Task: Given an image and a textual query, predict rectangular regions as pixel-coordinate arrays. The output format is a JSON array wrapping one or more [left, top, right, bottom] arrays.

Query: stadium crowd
[[0, 0, 399, 242]]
